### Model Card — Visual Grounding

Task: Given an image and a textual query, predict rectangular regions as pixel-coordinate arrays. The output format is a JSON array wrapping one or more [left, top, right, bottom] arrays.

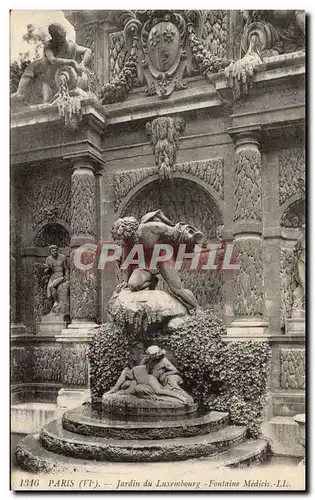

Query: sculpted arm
[[43, 256, 52, 275], [75, 44, 92, 67], [63, 256, 70, 280], [44, 46, 78, 69], [159, 358, 179, 383], [154, 210, 174, 226]]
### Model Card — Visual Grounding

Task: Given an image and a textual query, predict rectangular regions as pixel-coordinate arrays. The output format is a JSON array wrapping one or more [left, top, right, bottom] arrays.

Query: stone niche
[[117, 177, 225, 313]]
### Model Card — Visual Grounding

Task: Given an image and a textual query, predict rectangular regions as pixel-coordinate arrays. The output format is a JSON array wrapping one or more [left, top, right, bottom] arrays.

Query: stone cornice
[[10, 97, 107, 131], [104, 51, 305, 125], [10, 52, 304, 130]]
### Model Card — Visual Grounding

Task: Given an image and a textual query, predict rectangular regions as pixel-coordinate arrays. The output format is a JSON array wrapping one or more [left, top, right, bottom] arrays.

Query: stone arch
[[118, 172, 229, 229], [34, 222, 71, 248], [118, 177, 225, 313], [279, 198, 305, 229]]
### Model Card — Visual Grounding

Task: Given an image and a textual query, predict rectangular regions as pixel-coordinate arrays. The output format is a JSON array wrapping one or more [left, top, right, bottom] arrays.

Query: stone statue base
[[109, 288, 189, 332], [285, 317, 305, 335], [36, 312, 68, 337], [102, 393, 197, 419]]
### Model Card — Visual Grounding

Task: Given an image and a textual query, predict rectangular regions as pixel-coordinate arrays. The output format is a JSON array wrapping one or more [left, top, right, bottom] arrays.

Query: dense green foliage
[[88, 322, 136, 401], [150, 309, 227, 405], [88, 309, 271, 436], [207, 341, 272, 437]]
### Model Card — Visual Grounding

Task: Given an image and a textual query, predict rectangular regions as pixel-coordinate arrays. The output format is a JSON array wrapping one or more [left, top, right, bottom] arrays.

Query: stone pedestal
[[261, 416, 305, 457], [285, 318, 305, 335], [293, 413, 305, 449], [36, 312, 68, 337], [11, 402, 63, 434], [226, 319, 269, 341], [56, 330, 94, 409], [286, 310, 305, 335]]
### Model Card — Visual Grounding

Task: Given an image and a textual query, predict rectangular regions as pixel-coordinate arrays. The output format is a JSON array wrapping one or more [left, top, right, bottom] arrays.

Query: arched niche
[[119, 178, 224, 313], [280, 199, 305, 229], [34, 222, 70, 248], [121, 178, 223, 239]]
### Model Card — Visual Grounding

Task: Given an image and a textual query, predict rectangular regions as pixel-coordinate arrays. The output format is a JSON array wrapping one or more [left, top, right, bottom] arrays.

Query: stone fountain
[[15, 211, 268, 471]]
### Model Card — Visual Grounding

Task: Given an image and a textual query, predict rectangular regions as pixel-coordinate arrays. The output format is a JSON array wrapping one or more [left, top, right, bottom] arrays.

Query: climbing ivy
[[88, 322, 136, 401], [208, 341, 272, 437]]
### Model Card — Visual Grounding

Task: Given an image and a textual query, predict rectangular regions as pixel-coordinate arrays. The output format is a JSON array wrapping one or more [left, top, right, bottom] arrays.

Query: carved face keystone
[[148, 22, 180, 72]]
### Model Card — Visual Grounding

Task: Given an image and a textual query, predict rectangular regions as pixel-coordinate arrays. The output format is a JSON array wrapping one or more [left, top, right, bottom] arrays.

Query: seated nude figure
[[11, 23, 92, 105], [105, 345, 191, 404], [112, 209, 205, 311]]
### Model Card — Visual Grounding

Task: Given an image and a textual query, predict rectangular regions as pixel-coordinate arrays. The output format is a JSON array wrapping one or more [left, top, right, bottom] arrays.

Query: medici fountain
[[11, 10, 305, 472]]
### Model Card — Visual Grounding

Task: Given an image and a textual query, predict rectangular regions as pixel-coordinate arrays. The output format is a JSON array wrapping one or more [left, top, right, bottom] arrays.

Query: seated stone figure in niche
[[11, 23, 93, 106], [105, 345, 193, 405], [44, 245, 69, 314], [111, 209, 205, 311], [292, 225, 305, 317]]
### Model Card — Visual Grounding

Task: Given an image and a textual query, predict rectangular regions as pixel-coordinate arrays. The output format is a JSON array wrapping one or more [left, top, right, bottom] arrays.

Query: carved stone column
[[68, 159, 97, 330], [227, 126, 268, 340], [56, 154, 100, 408]]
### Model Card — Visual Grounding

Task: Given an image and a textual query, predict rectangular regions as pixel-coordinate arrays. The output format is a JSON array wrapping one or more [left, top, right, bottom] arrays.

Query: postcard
[[10, 9, 306, 491]]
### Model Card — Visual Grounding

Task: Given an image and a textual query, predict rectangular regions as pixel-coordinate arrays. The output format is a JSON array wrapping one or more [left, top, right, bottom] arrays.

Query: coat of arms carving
[[141, 12, 188, 98]]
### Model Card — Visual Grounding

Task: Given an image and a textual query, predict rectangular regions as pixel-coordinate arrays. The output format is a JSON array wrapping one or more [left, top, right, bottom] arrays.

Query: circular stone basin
[[102, 393, 197, 420]]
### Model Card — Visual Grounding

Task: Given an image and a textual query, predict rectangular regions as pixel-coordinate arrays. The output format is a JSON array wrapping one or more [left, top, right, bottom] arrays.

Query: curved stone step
[[63, 406, 229, 440], [16, 433, 268, 474], [40, 419, 247, 462]]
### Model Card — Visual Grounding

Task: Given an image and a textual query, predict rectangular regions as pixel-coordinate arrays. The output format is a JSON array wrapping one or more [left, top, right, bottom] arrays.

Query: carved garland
[[100, 15, 141, 104], [83, 25, 98, 94], [202, 11, 228, 58], [233, 237, 264, 317], [233, 149, 262, 223], [71, 170, 96, 239], [70, 266, 97, 321], [279, 248, 295, 327], [225, 11, 305, 101], [146, 116, 186, 179], [279, 148, 305, 206], [109, 31, 128, 81], [62, 345, 89, 386], [31, 178, 71, 232], [113, 157, 224, 211], [32, 346, 62, 382], [187, 20, 231, 78], [280, 348, 305, 390], [11, 347, 31, 384]]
